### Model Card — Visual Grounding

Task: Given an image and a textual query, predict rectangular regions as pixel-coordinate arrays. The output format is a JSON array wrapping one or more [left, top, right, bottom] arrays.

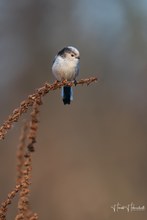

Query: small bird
[[52, 46, 80, 104]]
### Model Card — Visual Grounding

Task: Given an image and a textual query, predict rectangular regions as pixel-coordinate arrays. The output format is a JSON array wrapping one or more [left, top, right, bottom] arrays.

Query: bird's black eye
[[71, 54, 74, 57]]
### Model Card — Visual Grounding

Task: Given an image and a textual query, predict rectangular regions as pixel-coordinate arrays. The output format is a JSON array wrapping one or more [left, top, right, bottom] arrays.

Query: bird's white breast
[[52, 56, 79, 81]]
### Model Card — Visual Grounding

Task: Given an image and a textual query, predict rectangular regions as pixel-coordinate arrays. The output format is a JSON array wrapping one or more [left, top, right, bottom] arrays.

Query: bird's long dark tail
[[61, 86, 73, 105]]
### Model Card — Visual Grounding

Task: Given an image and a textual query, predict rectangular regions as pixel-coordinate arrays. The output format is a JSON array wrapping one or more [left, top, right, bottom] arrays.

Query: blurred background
[[0, 0, 147, 219]]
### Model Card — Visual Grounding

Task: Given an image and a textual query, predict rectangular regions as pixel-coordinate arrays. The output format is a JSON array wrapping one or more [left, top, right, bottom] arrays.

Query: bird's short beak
[[77, 56, 80, 60]]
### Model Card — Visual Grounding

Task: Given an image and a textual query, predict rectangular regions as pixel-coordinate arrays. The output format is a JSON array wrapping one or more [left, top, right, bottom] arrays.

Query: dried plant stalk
[[0, 122, 29, 219], [0, 76, 97, 219], [0, 184, 21, 220], [15, 153, 38, 220], [27, 97, 41, 153], [0, 77, 97, 140], [16, 122, 28, 185], [15, 102, 40, 219]]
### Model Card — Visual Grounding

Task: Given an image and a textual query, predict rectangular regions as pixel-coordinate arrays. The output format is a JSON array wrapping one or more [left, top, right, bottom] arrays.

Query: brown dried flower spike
[[0, 77, 97, 140], [0, 76, 97, 219]]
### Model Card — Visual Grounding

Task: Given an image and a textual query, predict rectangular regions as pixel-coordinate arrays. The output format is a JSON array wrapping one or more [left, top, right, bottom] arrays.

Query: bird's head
[[58, 46, 80, 62]]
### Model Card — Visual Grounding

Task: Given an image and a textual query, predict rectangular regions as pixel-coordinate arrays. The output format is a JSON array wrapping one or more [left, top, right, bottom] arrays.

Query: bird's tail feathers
[[61, 86, 73, 105]]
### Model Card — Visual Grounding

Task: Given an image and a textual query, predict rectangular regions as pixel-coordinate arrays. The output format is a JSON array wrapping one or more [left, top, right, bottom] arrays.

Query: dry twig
[[0, 123, 29, 220], [0, 77, 97, 140], [16, 122, 28, 185], [0, 76, 97, 219], [27, 97, 41, 153], [0, 184, 21, 220], [16, 153, 38, 220], [0, 104, 40, 220], [15, 102, 40, 219]]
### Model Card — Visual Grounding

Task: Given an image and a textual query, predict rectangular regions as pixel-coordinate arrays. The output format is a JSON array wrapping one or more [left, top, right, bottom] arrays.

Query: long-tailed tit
[[52, 46, 80, 104]]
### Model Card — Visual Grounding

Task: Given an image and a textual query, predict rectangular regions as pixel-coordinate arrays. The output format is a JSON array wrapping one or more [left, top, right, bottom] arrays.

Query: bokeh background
[[0, 0, 147, 219]]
